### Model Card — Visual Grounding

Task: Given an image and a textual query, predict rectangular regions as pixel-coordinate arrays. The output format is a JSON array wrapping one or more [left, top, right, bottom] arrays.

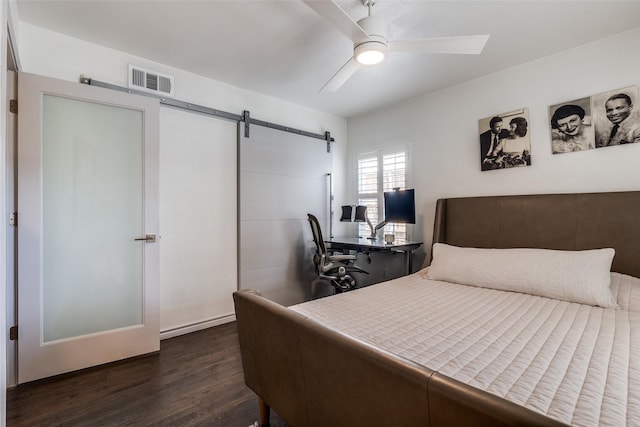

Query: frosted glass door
[[42, 95, 143, 341], [17, 72, 160, 384]]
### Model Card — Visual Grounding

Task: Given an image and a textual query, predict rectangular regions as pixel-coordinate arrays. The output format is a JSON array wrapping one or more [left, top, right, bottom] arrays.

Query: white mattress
[[289, 269, 640, 426]]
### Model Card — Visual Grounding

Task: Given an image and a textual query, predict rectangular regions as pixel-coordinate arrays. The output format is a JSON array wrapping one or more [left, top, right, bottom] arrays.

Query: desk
[[326, 237, 423, 276]]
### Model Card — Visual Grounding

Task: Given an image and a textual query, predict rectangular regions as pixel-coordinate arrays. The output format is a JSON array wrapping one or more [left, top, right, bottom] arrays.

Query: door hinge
[[9, 212, 17, 227], [9, 99, 17, 114], [9, 326, 18, 341]]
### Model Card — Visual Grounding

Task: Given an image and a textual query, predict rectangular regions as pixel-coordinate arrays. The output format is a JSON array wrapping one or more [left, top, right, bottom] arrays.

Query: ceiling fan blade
[[320, 57, 361, 92], [389, 34, 490, 55], [303, 0, 369, 42]]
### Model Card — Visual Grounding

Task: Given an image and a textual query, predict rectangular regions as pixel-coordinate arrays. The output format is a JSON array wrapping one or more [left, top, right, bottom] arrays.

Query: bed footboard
[[428, 373, 567, 426], [233, 290, 567, 427], [234, 289, 433, 426], [233, 289, 309, 426]]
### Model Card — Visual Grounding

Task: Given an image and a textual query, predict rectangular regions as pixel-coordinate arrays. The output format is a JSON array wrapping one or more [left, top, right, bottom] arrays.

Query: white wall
[[348, 27, 640, 264], [13, 22, 348, 334], [158, 108, 238, 333]]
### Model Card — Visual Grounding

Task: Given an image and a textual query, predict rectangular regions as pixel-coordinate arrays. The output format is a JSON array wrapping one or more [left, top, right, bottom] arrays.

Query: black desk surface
[[326, 236, 423, 251]]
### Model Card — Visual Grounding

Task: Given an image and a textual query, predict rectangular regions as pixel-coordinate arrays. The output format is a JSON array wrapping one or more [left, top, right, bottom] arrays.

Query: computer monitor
[[383, 189, 416, 224]]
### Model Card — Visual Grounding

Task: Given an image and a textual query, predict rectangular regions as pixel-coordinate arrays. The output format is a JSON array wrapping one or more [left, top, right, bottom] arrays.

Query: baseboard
[[160, 314, 236, 340]]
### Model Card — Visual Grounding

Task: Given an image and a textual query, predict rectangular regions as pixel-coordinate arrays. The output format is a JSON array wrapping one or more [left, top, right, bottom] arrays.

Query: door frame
[[3, 18, 19, 425], [5, 69, 17, 388]]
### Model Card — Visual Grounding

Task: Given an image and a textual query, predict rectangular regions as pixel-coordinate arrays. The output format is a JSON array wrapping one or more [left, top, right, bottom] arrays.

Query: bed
[[233, 191, 640, 426]]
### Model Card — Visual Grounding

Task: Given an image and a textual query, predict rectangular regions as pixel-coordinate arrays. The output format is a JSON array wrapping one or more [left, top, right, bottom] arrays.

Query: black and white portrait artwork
[[549, 97, 594, 154], [593, 86, 640, 148], [479, 109, 531, 171]]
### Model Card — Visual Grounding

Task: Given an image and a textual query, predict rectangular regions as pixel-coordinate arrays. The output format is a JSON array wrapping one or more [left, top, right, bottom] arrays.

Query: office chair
[[307, 213, 368, 293]]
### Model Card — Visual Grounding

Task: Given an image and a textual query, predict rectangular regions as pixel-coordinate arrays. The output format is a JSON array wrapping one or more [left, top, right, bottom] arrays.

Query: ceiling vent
[[128, 65, 174, 97]]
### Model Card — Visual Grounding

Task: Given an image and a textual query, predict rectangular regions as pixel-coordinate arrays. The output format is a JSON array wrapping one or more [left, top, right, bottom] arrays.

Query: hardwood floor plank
[[7, 322, 288, 426]]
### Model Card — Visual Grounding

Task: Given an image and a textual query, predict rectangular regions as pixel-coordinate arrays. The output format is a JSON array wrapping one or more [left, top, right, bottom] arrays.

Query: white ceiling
[[14, 0, 640, 118]]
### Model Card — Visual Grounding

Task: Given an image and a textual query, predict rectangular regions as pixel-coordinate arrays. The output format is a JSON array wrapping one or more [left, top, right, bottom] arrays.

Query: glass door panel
[[42, 95, 144, 342]]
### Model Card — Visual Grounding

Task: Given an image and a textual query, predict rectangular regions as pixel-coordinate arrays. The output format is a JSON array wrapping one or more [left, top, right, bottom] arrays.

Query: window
[[356, 147, 410, 240]]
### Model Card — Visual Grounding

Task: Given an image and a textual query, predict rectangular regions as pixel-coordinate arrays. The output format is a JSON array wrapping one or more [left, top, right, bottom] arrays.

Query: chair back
[[307, 213, 328, 256]]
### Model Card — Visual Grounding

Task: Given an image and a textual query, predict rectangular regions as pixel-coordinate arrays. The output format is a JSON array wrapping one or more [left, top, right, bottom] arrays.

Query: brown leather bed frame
[[234, 191, 640, 426]]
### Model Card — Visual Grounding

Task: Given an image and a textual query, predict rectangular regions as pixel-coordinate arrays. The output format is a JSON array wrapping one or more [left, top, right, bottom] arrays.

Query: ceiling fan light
[[357, 50, 385, 65], [354, 42, 387, 65]]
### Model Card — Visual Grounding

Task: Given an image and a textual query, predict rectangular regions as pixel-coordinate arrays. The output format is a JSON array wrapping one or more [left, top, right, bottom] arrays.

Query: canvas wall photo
[[550, 86, 640, 155], [549, 97, 594, 154], [479, 109, 531, 171], [592, 86, 640, 148]]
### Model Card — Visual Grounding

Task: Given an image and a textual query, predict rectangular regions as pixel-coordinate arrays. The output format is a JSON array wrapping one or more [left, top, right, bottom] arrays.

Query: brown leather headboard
[[432, 191, 640, 278]]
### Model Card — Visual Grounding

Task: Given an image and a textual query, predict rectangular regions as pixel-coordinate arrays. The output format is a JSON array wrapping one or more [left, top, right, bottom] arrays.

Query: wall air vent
[[128, 65, 174, 97]]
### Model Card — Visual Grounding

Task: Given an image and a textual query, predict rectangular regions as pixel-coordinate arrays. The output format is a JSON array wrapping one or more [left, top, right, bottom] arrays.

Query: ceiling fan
[[303, 0, 490, 92]]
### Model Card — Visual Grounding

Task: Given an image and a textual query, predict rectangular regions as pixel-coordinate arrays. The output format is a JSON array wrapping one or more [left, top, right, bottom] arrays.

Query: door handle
[[134, 234, 156, 243]]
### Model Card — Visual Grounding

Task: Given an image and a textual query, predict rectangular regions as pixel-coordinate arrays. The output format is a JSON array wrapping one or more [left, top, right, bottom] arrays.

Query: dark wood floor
[[7, 322, 288, 426]]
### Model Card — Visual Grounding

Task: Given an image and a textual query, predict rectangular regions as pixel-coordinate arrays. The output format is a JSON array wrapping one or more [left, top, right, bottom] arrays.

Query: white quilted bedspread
[[289, 270, 640, 426]]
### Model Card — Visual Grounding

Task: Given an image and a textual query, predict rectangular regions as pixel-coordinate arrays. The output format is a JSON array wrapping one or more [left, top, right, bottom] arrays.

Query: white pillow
[[427, 243, 617, 308]]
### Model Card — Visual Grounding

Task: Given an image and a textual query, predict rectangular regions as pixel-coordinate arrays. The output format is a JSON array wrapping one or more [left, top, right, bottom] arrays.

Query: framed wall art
[[549, 97, 594, 154], [479, 108, 531, 171], [549, 85, 640, 154]]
